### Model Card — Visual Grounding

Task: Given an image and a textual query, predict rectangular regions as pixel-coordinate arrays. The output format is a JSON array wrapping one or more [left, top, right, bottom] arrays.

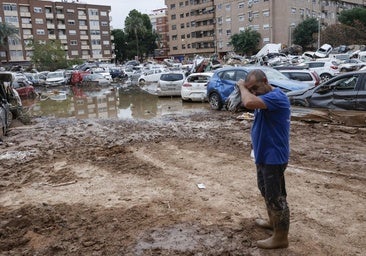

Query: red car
[[12, 79, 37, 98]]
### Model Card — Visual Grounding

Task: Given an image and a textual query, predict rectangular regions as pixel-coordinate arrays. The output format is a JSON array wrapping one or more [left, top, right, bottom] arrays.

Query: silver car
[[157, 72, 186, 97]]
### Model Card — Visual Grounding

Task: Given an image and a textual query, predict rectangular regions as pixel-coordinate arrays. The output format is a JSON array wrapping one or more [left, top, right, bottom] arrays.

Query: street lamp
[[317, 17, 321, 49]]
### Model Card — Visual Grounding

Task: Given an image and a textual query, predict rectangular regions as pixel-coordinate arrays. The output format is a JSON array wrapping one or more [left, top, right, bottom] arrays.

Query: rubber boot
[[256, 208, 289, 249], [255, 207, 273, 230]]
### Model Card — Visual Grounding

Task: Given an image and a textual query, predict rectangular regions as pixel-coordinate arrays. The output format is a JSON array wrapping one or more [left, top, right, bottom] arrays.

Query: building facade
[[149, 8, 169, 60], [165, 0, 366, 59], [0, 0, 113, 65]]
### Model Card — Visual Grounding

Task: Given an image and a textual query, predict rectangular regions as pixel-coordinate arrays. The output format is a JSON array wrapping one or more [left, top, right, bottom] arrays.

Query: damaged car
[[286, 71, 366, 110]]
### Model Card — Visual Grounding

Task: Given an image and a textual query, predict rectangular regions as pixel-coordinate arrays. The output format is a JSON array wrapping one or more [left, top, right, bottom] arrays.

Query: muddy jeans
[[256, 164, 288, 211]]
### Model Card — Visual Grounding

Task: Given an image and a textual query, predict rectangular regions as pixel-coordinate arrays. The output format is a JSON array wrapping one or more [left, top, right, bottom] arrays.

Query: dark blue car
[[206, 66, 310, 110]]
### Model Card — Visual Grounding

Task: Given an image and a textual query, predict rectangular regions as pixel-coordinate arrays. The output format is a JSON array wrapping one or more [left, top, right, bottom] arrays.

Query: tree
[[112, 29, 128, 63], [321, 23, 366, 46], [293, 18, 318, 50], [229, 28, 261, 56], [124, 10, 158, 61], [124, 10, 146, 61], [30, 40, 68, 71], [0, 22, 19, 63], [338, 7, 366, 27]]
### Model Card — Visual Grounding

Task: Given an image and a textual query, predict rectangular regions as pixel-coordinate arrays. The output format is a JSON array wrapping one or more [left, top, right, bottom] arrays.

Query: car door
[[331, 74, 361, 110], [218, 70, 237, 100], [355, 74, 366, 110]]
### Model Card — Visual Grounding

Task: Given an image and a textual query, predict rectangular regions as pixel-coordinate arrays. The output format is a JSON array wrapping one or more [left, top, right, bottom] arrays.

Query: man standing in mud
[[237, 69, 290, 249]]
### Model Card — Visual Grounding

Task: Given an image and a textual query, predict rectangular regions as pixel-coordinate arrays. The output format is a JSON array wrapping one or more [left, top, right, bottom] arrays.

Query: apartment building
[[165, 0, 366, 60], [0, 0, 113, 65], [165, 0, 216, 61], [149, 8, 169, 60]]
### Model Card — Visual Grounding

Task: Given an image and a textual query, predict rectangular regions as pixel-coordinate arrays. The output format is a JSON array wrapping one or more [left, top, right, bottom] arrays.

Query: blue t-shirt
[[251, 88, 290, 165]]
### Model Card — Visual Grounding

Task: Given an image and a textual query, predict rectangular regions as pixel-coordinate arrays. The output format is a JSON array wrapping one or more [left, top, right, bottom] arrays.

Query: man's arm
[[237, 81, 267, 110]]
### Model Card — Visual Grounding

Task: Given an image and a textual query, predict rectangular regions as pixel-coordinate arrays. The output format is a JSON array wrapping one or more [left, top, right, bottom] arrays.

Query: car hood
[[269, 79, 309, 91], [286, 86, 316, 97]]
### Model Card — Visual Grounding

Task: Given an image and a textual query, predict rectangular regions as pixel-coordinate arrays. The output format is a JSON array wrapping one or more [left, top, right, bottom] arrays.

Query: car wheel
[[340, 68, 347, 72], [320, 73, 332, 82], [139, 79, 145, 86], [209, 92, 223, 110]]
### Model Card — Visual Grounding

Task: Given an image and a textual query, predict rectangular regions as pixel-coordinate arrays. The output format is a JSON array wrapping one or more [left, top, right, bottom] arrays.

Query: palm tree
[[124, 10, 146, 60], [0, 22, 19, 63]]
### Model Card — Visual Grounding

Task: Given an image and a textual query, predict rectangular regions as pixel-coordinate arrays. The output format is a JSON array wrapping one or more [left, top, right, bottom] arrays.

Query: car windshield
[[262, 69, 290, 81], [160, 73, 184, 81], [47, 72, 64, 78]]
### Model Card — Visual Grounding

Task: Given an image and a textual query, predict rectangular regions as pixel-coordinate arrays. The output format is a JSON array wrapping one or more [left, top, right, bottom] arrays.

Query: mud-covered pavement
[[0, 109, 365, 255]]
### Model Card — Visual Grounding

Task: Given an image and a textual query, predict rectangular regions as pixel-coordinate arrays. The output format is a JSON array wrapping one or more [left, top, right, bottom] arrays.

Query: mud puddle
[[21, 83, 211, 120]]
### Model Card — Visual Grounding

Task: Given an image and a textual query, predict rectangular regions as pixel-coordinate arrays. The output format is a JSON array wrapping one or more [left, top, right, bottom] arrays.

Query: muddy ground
[[0, 109, 365, 256]]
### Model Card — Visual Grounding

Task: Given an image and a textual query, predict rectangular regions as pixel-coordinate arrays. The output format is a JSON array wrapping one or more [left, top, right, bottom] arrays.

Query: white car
[[338, 59, 366, 72], [181, 72, 214, 102], [91, 68, 112, 81], [314, 44, 333, 58], [138, 68, 169, 85], [278, 69, 320, 87], [298, 60, 340, 82], [46, 71, 67, 86], [156, 72, 186, 96]]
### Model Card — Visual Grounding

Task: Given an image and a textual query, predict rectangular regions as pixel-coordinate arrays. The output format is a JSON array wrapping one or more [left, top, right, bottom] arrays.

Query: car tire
[[340, 68, 347, 72], [209, 92, 223, 110], [320, 73, 332, 82], [138, 79, 145, 86]]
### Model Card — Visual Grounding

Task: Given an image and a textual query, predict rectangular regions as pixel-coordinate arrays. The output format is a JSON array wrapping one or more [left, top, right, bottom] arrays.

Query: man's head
[[244, 69, 272, 96]]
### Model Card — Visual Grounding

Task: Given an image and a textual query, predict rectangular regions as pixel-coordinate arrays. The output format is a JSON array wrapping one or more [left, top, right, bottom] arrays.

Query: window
[[5, 16, 18, 23], [34, 7, 42, 13], [225, 4, 231, 11], [225, 17, 231, 23], [68, 20, 75, 25], [170, 4, 176, 9], [3, 4, 17, 11], [172, 25, 177, 30], [71, 50, 79, 55], [263, 24, 270, 30], [103, 40, 109, 45], [35, 18, 43, 24], [89, 9, 98, 16], [238, 2, 245, 8], [36, 29, 45, 35], [69, 30, 76, 35], [79, 20, 87, 26], [21, 18, 31, 24], [100, 11, 107, 16], [238, 14, 245, 22], [89, 20, 99, 26], [78, 10, 86, 15], [263, 10, 270, 17], [171, 14, 176, 20], [70, 40, 77, 45], [90, 30, 100, 35], [101, 21, 108, 26], [226, 30, 231, 36], [291, 8, 296, 14], [91, 39, 101, 45]]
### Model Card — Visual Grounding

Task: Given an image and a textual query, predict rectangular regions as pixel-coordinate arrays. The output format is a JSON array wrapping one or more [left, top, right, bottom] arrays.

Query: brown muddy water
[[21, 83, 211, 120], [20, 82, 366, 127]]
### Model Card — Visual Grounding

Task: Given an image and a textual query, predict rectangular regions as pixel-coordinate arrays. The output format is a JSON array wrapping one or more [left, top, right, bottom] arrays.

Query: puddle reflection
[[22, 85, 211, 120]]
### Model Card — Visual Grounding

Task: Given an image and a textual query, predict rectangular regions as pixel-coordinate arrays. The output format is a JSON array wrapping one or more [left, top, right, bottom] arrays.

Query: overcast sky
[[82, 0, 166, 29]]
